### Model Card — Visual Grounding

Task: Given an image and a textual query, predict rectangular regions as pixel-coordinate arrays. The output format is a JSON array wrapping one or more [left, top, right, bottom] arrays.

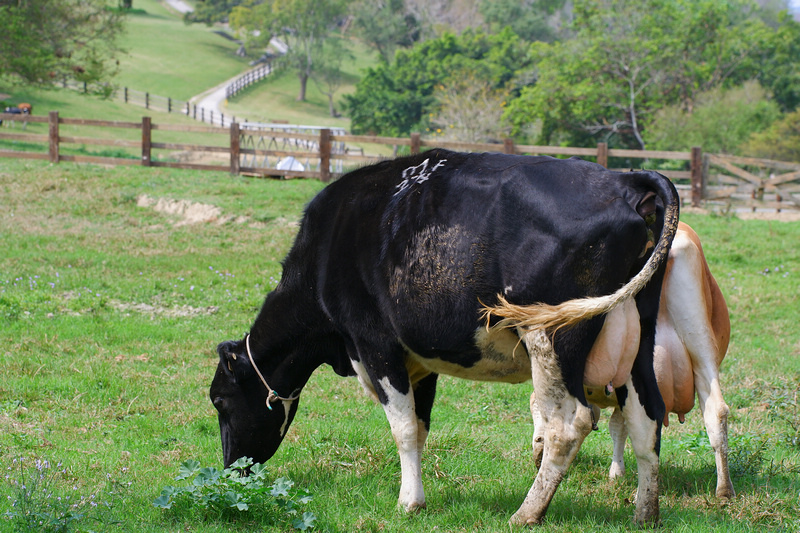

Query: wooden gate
[[705, 154, 800, 212]]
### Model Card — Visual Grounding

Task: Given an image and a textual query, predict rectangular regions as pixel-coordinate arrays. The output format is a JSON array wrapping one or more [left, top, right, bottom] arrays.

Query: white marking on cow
[[378, 377, 426, 511], [394, 158, 447, 196], [279, 400, 293, 437], [350, 359, 379, 402], [616, 375, 660, 523], [404, 327, 531, 384]]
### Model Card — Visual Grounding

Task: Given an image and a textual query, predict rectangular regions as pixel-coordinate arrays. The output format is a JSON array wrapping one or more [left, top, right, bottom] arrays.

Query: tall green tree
[[0, 0, 124, 87], [184, 0, 243, 25], [505, 0, 778, 149], [230, 0, 348, 102], [350, 0, 421, 62], [344, 28, 528, 136], [479, 0, 569, 43]]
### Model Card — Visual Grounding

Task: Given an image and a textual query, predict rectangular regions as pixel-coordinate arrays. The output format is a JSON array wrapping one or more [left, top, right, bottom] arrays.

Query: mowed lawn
[[1, 158, 798, 532]]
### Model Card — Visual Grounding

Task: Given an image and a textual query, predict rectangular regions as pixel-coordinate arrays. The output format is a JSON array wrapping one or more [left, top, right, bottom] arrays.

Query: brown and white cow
[[531, 222, 734, 498]]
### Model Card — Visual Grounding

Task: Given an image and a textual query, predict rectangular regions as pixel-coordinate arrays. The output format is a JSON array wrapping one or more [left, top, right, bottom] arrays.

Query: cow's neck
[[247, 283, 342, 395]]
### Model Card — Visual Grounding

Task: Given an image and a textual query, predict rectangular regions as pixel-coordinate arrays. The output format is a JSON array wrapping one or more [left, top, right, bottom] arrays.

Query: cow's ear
[[216, 340, 252, 379], [636, 191, 657, 223]]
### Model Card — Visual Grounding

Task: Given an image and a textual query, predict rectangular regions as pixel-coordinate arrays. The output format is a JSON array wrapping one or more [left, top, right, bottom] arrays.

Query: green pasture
[[1, 158, 798, 532], [114, 0, 250, 100]]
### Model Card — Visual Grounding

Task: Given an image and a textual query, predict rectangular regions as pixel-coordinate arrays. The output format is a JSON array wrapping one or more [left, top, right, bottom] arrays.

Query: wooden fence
[[1, 111, 798, 212]]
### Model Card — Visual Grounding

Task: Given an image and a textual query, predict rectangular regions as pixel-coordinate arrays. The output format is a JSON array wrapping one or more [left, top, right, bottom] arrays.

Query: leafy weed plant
[[3, 456, 129, 533], [154, 457, 316, 530]]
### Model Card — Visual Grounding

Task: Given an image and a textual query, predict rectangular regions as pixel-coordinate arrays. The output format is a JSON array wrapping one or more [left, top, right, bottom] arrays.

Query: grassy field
[[1, 158, 798, 532], [114, 0, 250, 100]]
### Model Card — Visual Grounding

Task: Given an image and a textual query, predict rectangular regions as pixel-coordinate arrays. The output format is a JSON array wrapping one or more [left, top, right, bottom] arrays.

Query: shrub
[[153, 457, 316, 530]]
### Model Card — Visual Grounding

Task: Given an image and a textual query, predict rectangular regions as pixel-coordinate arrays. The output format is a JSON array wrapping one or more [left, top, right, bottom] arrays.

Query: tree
[[185, 0, 244, 25], [344, 28, 529, 136], [350, 0, 421, 62], [648, 81, 781, 154], [229, 0, 348, 102], [311, 38, 353, 117], [430, 73, 510, 142], [741, 108, 800, 161], [0, 0, 124, 87], [505, 0, 780, 149], [479, 0, 570, 43], [753, 10, 800, 111]]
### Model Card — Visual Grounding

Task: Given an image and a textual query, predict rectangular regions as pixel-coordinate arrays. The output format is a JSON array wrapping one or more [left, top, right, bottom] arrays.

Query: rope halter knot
[[245, 334, 300, 410]]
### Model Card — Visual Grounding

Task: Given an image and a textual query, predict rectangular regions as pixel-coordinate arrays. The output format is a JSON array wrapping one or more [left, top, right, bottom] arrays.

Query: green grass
[[1, 158, 799, 532], [114, 0, 251, 100]]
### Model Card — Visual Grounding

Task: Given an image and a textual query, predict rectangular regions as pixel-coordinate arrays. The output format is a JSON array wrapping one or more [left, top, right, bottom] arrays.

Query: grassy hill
[[1, 0, 376, 130]]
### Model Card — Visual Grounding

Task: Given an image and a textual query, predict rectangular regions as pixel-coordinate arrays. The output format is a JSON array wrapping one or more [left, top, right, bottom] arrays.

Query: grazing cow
[[574, 222, 733, 498], [210, 150, 680, 526]]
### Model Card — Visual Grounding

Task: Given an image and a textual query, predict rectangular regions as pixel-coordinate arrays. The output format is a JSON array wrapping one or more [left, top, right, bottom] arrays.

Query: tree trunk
[[297, 74, 308, 102], [327, 93, 338, 117]]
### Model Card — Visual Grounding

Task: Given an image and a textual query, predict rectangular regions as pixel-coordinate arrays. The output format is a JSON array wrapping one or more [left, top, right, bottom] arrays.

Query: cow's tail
[[483, 171, 680, 334]]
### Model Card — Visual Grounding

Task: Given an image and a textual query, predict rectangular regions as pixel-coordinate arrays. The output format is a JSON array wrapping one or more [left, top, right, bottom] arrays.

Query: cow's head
[[210, 336, 300, 468]]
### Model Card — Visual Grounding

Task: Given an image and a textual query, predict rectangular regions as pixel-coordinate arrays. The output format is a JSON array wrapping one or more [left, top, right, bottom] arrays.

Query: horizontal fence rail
[[1, 111, 799, 212]]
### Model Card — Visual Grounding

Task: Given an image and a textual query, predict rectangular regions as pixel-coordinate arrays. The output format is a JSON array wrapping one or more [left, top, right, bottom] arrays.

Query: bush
[[153, 457, 316, 530], [647, 81, 781, 154], [740, 109, 800, 161]]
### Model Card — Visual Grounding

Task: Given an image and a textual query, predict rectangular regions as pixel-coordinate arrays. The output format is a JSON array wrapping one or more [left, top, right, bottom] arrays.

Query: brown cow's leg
[[511, 329, 594, 525]]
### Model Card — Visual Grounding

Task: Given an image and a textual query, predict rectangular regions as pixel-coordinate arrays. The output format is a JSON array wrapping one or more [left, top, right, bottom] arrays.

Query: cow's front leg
[[377, 376, 426, 512], [511, 330, 594, 526], [619, 376, 661, 526]]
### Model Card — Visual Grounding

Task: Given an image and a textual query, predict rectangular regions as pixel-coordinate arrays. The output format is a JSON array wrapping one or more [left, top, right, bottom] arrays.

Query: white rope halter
[[245, 334, 300, 410]]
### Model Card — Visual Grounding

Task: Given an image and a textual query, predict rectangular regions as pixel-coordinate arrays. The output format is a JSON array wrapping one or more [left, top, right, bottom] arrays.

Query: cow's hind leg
[[530, 391, 545, 469], [695, 368, 734, 498], [618, 376, 661, 526], [511, 330, 594, 526], [608, 407, 628, 480]]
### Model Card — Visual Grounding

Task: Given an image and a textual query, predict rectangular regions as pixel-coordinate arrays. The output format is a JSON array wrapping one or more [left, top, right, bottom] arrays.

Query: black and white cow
[[211, 149, 680, 526]]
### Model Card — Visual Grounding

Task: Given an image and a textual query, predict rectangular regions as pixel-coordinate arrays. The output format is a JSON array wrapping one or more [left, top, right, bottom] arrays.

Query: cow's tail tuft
[[482, 171, 680, 334]]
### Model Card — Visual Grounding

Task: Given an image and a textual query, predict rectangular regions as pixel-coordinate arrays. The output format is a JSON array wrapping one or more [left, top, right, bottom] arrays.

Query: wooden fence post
[[691, 146, 703, 207], [503, 138, 515, 154], [230, 122, 240, 175], [141, 116, 152, 167], [410, 132, 421, 155], [319, 128, 331, 182], [597, 142, 608, 168], [48, 111, 59, 164], [124, 87, 128, 103], [168, 97, 172, 113], [145, 92, 150, 110]]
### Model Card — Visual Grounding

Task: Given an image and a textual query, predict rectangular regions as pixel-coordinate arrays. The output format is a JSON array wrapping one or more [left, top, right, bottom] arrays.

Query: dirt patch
[[109, 300, 219, 318], [682, 206, 800, 222], [137, 194, 249, 226], [735, 211, 800, 222]]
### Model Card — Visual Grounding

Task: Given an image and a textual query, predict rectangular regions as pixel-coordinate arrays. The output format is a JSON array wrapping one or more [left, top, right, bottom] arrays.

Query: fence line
[[225, 64, 272, 99], [1, 111, 798, 212]]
